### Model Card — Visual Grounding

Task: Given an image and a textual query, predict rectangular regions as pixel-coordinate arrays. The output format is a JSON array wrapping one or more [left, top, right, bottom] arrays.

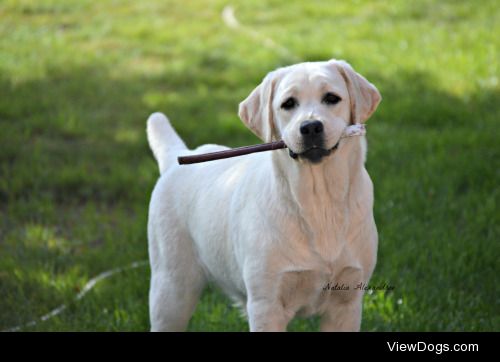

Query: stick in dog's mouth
[[177, 124, 366, 165]]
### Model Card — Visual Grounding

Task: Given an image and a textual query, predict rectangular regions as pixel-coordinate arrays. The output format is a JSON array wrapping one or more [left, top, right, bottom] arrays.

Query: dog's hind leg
[[146, 112, 206, 331], [148, 221, 206, 332], [149, 267, 206, 331]]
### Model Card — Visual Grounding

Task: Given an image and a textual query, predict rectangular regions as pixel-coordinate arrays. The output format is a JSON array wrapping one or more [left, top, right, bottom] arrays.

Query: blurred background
[[0, 0, 498, 331]]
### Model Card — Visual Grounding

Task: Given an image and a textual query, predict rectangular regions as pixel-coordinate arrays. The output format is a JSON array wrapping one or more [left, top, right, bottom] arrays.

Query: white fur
[[147, 59, 381, 331]]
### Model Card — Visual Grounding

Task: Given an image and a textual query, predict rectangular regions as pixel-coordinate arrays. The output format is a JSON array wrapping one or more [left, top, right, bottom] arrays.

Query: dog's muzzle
[[288, 120, 339, 163], [287, 123, 365, 163]]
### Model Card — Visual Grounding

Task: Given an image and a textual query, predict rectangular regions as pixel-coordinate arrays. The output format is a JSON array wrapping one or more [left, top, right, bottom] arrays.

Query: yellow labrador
[[147, 59, 381, 331]]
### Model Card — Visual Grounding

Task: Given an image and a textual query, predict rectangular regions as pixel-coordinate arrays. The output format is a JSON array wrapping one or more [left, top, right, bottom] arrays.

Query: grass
[[0, 0, 498, 331]]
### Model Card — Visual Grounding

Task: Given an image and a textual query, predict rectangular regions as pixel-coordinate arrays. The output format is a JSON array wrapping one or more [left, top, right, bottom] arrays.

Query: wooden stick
[[178, 140, 286, 164], [177, 124, 366, 165]]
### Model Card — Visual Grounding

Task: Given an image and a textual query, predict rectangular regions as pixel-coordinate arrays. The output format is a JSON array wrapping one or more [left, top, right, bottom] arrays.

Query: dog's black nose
[[300, 120, 324, 136]]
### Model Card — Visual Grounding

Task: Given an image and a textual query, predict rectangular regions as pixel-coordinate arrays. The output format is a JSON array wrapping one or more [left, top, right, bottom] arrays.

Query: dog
[[146, 59, 381, 331]]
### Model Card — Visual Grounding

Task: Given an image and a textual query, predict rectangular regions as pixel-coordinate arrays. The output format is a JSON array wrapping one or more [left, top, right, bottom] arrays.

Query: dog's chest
[[278, 263, 363, 317]]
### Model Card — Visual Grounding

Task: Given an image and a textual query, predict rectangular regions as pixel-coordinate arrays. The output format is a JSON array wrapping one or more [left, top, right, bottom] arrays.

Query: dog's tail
[[147, 112, 187, 174]]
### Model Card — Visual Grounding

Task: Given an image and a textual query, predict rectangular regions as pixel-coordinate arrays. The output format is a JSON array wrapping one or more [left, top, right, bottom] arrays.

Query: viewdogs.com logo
[[387, 341, 479, 354], [322, 282, 395, 292]]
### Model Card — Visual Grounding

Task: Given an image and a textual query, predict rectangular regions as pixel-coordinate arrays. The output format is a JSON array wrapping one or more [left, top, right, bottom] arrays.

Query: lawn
[[0, 0, 498, 331]]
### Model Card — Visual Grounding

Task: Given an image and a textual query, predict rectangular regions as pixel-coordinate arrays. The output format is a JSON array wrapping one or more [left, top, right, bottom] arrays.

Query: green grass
[[0, 0, 498, 331]]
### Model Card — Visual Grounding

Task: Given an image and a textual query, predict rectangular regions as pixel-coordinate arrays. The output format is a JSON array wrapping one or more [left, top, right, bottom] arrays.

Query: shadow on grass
[[1, 62, 497, 207], [370, 71, 499, 129], [0, 61, 498, 330]]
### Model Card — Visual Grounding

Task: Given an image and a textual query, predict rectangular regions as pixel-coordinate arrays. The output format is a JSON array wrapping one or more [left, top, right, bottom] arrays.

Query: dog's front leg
[[320, 294, 363, 332], [244, 266, 290, 332], [320, 266, 366, 332], [247, 298, 288, 332]]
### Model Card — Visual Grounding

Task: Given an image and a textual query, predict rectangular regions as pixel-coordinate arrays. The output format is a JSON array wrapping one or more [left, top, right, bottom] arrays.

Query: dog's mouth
[[288, 142, 340, 164]]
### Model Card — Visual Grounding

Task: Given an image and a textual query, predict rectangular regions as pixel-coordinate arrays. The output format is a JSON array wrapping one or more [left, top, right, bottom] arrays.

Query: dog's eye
[[281, 97, 298, 110], [322, 92, 341, 105]]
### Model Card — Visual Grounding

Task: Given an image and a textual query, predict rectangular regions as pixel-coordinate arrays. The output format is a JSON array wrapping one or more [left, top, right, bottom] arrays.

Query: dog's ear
[[238, 70, 283, 142], [333, 60, 381, 124]]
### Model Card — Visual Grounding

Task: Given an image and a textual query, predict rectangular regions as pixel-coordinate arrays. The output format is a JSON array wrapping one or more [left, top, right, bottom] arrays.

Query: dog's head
[[239, 60, 381, 164]]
